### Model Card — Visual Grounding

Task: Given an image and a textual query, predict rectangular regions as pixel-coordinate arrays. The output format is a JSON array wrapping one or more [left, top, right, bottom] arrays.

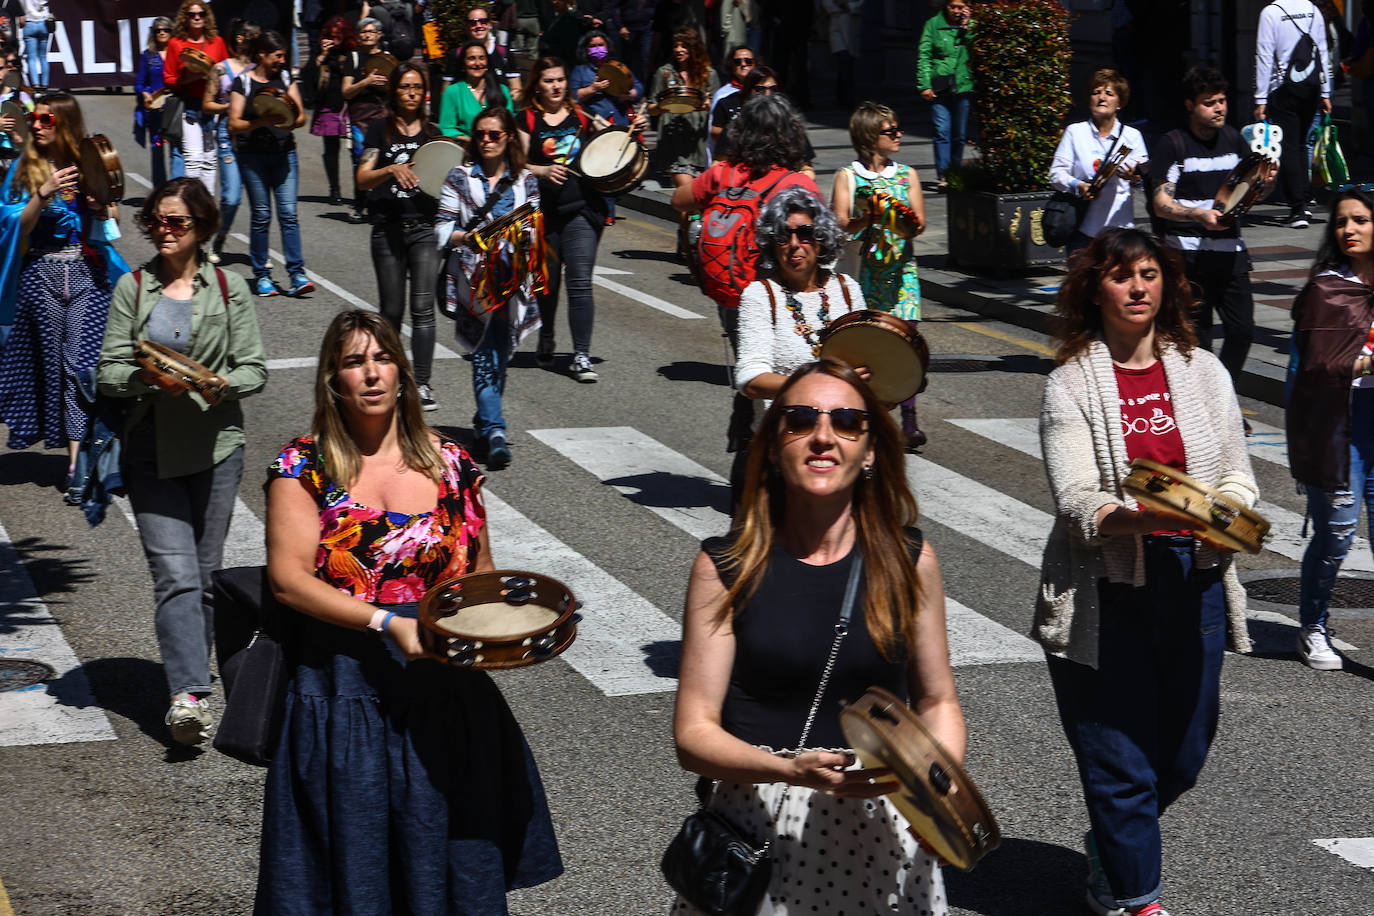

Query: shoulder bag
[[661, 553, 864, 916], [1043, 123, 1122, 248]]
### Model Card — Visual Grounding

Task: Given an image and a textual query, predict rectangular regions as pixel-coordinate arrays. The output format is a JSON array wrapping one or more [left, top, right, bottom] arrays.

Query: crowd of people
[[0, 1, 1371, 915]]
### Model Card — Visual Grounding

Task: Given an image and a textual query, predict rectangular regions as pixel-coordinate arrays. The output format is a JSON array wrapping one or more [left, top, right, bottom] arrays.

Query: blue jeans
[[1047, 537, 1225, 909], [216, 120, 243, 237], [537, 211, 603, 356], [1300, 387, 1374, 629], [125, 442, 246, 698], [238, 148, 304, 280], [23, 21, 48, 87], [929, 92, 971, 178], [471, 307, 511, 438]]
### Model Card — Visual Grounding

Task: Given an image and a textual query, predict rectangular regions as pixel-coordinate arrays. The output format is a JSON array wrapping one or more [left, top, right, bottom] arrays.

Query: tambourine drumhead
[[417, 570, 580, 670], [412, 136, 466, 199], [79, 134, 123, 206], [657, 86, 704, 113], [1214, 153, 1268, 223], [819, 310, 930, 405], [363, 52, 400, 77], [1121, 458, 1270, 554], [596, 60, 633, 98], [147, 89, 170, 111], [840, 687, 1001, 871], [254, 88, 298, 127], [2, 100, 26, 143], [179, 47, 215, 77], [575, 127, 647, 195]]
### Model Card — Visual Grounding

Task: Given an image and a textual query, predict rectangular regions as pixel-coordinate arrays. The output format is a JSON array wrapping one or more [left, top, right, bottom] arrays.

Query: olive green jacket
[[98, 259, 268, 479], [916, 12, 974, 95]]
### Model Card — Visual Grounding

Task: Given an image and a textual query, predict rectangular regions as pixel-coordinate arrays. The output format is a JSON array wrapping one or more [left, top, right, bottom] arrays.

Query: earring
[[862, 464, 874, 480]]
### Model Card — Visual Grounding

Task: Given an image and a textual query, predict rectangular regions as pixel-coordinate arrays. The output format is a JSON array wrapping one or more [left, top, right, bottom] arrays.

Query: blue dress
[[254, 437, 563, 915]]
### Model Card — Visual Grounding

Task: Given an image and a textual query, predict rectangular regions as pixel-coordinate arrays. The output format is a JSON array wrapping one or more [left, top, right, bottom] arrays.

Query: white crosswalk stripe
[[0, 519, 116, 747], [529, 426, 1044, 666], [1314, 838, 1374, 871]]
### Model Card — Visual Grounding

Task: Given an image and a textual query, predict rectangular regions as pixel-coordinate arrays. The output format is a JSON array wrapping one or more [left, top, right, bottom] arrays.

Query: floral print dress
[[843, 160, 922, 322], [256, 435, 564, 915]]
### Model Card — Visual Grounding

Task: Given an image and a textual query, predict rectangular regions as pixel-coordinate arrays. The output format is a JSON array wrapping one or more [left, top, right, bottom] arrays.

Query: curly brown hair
[[1052, 228, 1198, 364], [667, 28, 711, 90], [173, 0, 219, 40]]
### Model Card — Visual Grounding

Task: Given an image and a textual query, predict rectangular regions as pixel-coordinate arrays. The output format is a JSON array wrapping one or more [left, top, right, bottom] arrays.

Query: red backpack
[[695, 166, 790, 309]]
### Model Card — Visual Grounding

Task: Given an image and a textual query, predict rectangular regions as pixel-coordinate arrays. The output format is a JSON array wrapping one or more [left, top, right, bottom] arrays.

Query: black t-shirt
[[713, 92, 816, 165], [344, 51, 390, 126], [1152, 124, 1248, 252], [363, 120, 440, 223], [302, 47, 349, 111], [231, 72, 296, 154], [525, 107, 605, 219]]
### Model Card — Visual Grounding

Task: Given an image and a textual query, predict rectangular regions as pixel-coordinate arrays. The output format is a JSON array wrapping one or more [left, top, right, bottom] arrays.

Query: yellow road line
[[0, 875, 15, 916], [947, 320, 1057, 357], [619, 214, 677, 238]]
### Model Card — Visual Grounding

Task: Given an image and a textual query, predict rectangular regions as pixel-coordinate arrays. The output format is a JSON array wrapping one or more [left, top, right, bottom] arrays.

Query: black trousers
[[1186, 253, 1254, 383], [1266, 83, 1320, 210]]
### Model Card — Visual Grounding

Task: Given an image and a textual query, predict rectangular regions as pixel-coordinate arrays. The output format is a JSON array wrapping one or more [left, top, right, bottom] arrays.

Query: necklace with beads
[[781, 281, 831, 357]]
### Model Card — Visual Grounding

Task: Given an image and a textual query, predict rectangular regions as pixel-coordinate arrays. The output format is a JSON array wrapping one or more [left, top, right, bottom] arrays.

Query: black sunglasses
[[733, 56, 754, 65], [780, 405, 869, 440], [783, 223, 816, 244], [879, 126, 902, 137], [468, 16, 491, 24]]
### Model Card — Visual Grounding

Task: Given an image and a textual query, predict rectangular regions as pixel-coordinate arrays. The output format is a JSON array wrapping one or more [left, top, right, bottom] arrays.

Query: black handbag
[[211, 566, 297, 767], [160, 94, 185, 145], [661, 555, 864, 916], [1042, 190, 1085, 248]]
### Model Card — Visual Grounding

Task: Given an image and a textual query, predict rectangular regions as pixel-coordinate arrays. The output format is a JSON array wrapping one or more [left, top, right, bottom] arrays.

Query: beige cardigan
[[1034, 339, 1258, 668]]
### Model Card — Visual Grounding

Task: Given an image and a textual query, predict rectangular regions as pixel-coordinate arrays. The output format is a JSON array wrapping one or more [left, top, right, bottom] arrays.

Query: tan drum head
[[596, 61, 632, 98], [79, 134, 123, 206], [413, 137, 466, 199], [364, 52, 400, 78], [436, 602, 561, 638], [179, 47, 215, 78], [821, 323, 926, 404], [575, 127, 647, 195], [147, 89, 170, 111], [255, 90, 297, 128], [658, 87, 704, 113]]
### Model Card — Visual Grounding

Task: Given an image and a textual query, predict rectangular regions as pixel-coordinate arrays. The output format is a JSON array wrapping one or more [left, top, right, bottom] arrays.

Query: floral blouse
[[269, 436, 486, 604]]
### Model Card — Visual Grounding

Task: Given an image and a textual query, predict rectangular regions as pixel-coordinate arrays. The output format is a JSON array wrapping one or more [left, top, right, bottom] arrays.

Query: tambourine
[[179, 47, 216, 79], [412, 136, 466, 199], [417, 570, 580, 669], [1213, 151, 1272, 226], [819, 310, 930, 406], [79, 134, 124, 207], [596, 60, 634, 98], [575, 127, 648, 195], [2, 99, 27, 144], [657, 85, 705, 113], [135, 340, 228, 405], [146, 88, 171, 111], [840, 687, 1001, 871], [253, 86, 299, 128], [1121, 457, 1271, 554], [362, 52, 400, 79]]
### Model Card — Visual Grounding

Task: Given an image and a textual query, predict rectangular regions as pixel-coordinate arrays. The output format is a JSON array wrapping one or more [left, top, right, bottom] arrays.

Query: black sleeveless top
[[705, 530, 919, 750]]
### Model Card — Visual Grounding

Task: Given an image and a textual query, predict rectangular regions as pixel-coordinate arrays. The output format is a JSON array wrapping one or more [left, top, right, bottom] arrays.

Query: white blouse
[[1047, 120, 1148, 238], [734, 272, 866, 400]]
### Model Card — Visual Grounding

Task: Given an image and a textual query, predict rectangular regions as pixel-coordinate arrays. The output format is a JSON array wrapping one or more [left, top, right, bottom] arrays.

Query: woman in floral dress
[[256, 309, 562, 914], [831, 101, 928, 448]]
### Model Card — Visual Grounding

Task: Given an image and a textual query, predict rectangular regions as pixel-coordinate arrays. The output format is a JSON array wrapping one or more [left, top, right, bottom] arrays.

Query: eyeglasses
[[360, 27, 382, 34], [144, 214, 200, 234], [475, 129, 506, 141], [27, 111, 56, 128], [733, 56, 754, 66], [782, 223, 816, 244], [780, 405, 869, 440], [879, 126, 902, 137], [468, 16, 491, 24]]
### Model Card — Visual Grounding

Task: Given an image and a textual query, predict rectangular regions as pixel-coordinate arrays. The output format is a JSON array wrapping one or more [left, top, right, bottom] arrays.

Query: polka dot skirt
[[670, 756, 947, 915]]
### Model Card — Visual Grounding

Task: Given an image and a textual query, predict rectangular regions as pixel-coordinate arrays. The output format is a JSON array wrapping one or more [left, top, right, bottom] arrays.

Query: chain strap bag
[[661, 553, 864, 916]]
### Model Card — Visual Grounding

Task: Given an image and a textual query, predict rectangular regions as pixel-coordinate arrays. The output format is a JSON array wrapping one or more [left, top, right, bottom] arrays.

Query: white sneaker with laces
[[1297, 624, 1342, 670], [166, 692, 213, 745], [418, 384, 438, 412], [571, 353, 598, 383]]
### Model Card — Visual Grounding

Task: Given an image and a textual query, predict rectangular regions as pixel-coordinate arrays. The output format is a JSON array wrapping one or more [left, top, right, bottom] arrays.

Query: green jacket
[[98, 260, 268, 479], [916, 12, 973, 95]]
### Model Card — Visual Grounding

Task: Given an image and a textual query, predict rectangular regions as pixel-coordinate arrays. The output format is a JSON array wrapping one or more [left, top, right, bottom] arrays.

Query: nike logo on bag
[[1291, 59, 1316, 81]]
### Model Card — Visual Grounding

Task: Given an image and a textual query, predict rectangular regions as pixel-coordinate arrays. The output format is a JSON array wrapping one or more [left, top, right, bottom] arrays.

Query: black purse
[[211, 566, 298, 766], [661, 554, 863, 916], [1043, 123, 1124, 248]]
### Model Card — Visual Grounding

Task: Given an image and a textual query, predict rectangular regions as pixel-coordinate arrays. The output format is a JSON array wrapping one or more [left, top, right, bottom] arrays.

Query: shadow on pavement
[[55, 656, 204, 759], [0, 449, 66, 489], [641, 639, 681, 680], [944, 836, 1083, 914], [657, 360, 730, 387], [0, 536, 95, 610], [603, 471, 730, 516]]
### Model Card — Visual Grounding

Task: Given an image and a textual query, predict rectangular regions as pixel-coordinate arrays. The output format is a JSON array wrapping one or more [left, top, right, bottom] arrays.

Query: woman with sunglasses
[[1038, 228, 1256, 916], [199, 18, 259, 264], [96, 177, 266, 746], [832, 101, 927, 448], [437, 106, 541, 470], [357, 63, 441, 412], [0, 93, 126, 492], [438, 40, 513, 142], [343, 17, 397, 224], [228, 29, 312, 299], [134, 18, 175, 188], [673, 358, 963, 915], [163, 0, 229, 195], [301, 16, 358, 210]]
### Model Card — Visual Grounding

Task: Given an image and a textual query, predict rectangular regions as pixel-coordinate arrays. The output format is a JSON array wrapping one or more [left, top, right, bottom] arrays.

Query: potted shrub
[[946, 0, 1072, 272]]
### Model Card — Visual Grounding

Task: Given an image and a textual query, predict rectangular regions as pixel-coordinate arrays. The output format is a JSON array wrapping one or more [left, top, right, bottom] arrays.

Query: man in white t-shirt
[[1253, 0, 1331, 228]]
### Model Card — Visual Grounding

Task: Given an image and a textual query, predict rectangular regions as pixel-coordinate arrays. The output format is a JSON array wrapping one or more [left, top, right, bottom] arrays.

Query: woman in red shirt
[[162, 0, 228, 196]]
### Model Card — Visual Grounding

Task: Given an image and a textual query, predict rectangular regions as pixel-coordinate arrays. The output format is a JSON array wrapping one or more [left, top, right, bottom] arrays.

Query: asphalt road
[[1, 92, 1373, 915]]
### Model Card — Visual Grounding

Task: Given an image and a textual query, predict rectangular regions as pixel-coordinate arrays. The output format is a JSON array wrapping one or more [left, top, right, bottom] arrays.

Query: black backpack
[[1275, 3, 1322, 94], [373, 0, 417, 61]]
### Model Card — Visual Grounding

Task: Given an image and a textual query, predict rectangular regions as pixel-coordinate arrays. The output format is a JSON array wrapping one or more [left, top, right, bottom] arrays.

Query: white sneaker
[[570, 353, 599, 383], [1297, 624, 1342, 670], [166, 692, 213, 745], [418, 384, 438, 412]]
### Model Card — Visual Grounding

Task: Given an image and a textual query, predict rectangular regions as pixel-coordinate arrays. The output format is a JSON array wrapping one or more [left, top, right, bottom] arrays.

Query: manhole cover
[[0, 659, 55, 691], [1246, 576, 1374, 608]]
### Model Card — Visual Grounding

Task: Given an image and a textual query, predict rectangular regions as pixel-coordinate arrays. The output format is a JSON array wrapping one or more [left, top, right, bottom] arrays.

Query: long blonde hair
[[312, 311, 444, 487], [720, 360, 923, 661], [11, 92, 85, 197]]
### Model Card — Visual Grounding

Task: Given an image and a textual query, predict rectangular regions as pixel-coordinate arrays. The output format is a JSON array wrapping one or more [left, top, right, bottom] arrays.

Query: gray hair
[[755, 186, 846, 270], [357, 17, 383, 34]]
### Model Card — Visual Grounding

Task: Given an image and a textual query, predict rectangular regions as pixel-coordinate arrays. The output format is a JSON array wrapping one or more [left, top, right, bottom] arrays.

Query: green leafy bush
[[968, 0, 1072, 193], [429, 0, 476, 62]]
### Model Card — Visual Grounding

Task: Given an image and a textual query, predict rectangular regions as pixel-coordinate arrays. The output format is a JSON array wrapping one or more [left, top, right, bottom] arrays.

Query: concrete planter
[[946, 188, 1063, 274]]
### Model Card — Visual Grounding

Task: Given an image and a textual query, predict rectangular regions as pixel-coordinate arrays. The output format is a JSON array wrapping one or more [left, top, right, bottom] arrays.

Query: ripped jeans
[[1299, 387, 1374, 629]]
